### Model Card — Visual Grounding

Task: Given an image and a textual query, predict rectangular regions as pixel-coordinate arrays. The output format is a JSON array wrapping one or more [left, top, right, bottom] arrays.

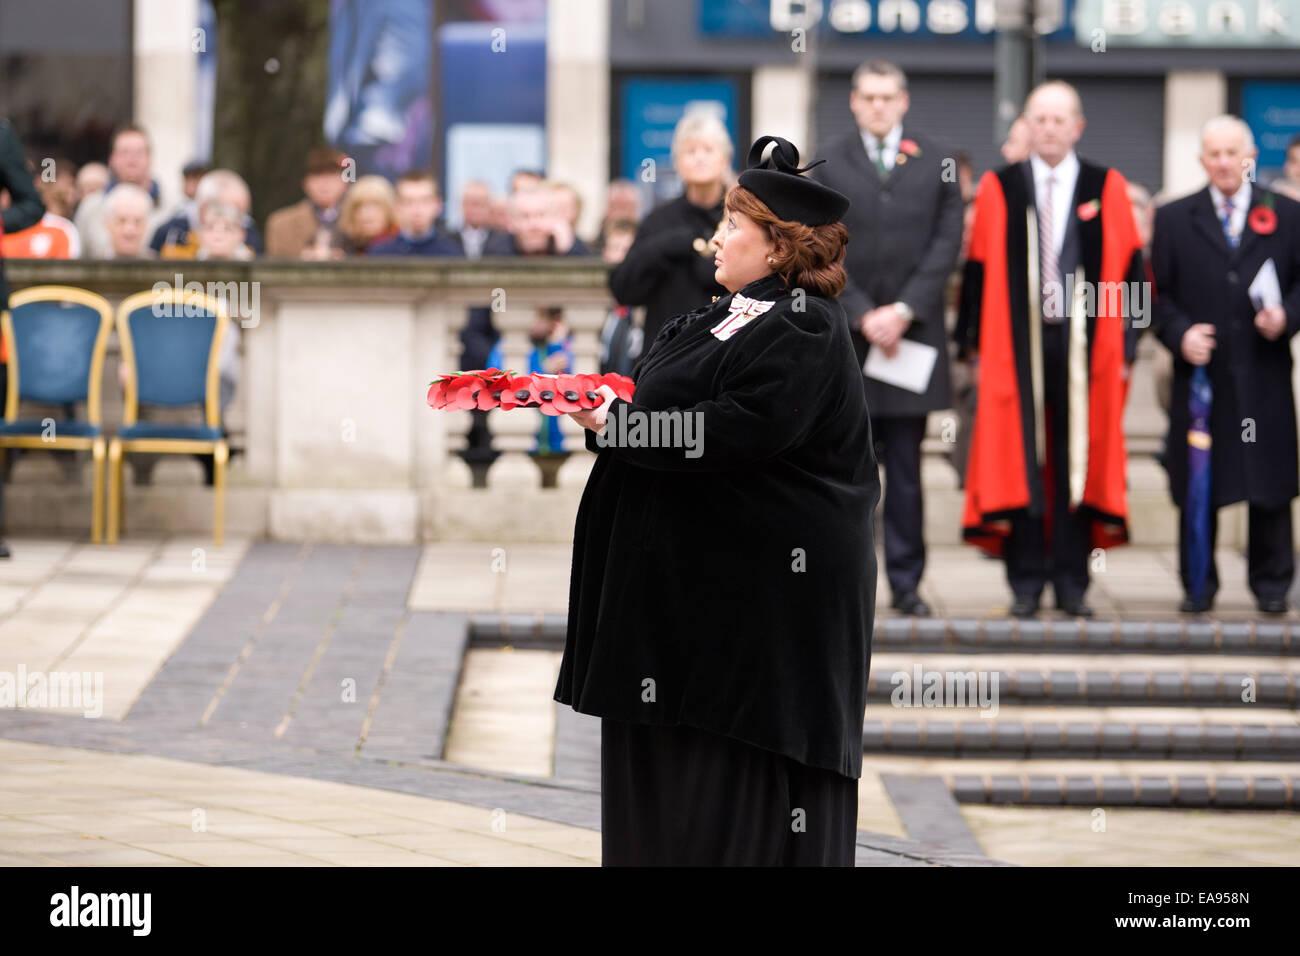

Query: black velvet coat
[[554, 271, 881, 779]]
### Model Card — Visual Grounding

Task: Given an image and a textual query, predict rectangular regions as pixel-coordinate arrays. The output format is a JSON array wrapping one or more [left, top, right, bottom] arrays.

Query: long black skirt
[[600, 717, 858, 866]]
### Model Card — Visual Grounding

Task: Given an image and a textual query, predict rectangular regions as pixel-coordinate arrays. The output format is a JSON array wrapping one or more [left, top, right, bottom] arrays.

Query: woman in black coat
[[558, 136, 879, 866], [608, 111, 732, 344]]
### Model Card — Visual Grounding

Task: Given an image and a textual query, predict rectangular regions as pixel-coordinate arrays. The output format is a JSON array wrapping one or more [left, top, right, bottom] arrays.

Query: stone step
[[865, 755, 1300, 810], [868, 661, 1298, 707], [949, 772, 1299, 808], [860, 712, 1300, 761], [872, 617, 1300, 656], [469, 614, 1300, 658]]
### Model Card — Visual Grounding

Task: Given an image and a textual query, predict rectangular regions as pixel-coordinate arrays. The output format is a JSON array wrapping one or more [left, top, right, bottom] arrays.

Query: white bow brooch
[[710, 294, 775, 342]]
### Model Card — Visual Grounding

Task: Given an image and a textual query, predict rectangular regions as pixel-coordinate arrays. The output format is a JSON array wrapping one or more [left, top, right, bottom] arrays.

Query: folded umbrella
[[1186, 365, 1213, 602]]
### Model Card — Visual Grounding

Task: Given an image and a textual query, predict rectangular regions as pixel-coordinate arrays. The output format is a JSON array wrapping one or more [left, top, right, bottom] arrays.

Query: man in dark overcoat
[[1152, 114, 1300, 614], [810, 59, 964, 617]]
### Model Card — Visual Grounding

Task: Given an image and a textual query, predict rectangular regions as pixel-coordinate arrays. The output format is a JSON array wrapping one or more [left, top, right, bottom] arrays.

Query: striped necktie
[[1220, 197, 1238, 249], [1039, 172, 1061, 322]]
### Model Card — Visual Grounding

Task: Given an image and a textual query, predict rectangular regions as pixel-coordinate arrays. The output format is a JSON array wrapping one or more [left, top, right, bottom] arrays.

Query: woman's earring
[[767, 256, 774, 264]]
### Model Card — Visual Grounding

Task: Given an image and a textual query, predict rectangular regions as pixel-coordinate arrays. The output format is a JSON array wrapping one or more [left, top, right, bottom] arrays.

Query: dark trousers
[[1178, 501, 1294, 604], [1004, 321, 1091, 604], [872, 415, 927, 598], [600, 717, 858, 866]]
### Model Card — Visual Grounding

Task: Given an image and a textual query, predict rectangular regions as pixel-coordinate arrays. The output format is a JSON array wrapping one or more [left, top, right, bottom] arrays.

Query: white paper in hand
[[1249, 258, 1283, 311], [863, 339, 938, 394]]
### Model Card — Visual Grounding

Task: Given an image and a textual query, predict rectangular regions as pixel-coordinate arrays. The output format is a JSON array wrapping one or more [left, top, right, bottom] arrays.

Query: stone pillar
[[752, 65, 814, 158], [546, 0, 610, 242], [133, 0, 200, 209], [269, 296, 419, 542], [1162, 70, 1225, 198]]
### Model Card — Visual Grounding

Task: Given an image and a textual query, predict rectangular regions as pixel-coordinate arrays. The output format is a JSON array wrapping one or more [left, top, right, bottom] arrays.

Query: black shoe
[[1258, 597, 1288, 615], [892, 591, 931, 616], [0, 539, 10, 559], [1009, 595, 1039, 618], [1059, 598, 1093, 618], [1179, 596, 1212, 614]]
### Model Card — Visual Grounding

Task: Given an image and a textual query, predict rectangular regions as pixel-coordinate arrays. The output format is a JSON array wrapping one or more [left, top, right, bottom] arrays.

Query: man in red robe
[[955, 81, 1145, 618]]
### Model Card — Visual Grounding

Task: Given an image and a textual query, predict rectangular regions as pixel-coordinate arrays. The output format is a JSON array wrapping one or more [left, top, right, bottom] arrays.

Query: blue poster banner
[[621, 77, 741, 207], [1242, 81, 1300, 176]]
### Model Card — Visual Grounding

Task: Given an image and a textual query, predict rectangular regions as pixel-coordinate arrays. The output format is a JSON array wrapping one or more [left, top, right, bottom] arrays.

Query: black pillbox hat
[[736, 135, 850, 227]]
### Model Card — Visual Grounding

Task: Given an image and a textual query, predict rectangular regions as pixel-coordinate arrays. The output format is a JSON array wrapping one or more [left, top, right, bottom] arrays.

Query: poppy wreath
[[426, 368, 635, 415], [1248, 194, 1277, 236]]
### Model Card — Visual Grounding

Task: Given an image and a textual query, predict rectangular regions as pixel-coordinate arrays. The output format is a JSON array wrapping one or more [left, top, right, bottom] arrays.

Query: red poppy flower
[[898, 139, 920, 157], [1077, 200, 1100, 222], [546, 374, 587, 414], [426, 379, 449, 409], [570, 373, 605, 409], [528, 374, 563, 416], [496, 375, 536, 410], [1248, 205, 1277, 235], [441, 374, 484, 410], [601, 373, 636, 402]]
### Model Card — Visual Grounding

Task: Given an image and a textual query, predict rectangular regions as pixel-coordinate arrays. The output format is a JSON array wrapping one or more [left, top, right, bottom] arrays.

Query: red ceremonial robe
[[955, 158, 1144, 556]]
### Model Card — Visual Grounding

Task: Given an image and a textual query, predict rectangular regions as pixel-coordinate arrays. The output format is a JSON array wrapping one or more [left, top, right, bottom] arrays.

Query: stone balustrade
[[6, 257, 1270, 548]]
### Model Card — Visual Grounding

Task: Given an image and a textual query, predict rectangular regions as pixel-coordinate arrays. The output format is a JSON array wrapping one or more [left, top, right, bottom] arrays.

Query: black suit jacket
[[1152, 184, 1300, 509], [810, 125, 964, 416], [0, 118, 45, 313]]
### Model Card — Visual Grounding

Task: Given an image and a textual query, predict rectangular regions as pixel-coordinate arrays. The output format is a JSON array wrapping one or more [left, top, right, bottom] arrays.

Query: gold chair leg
[[118, 448, 127, 536], [106, 439, 121, 543], [91, 439, 105, 543], [213, 442, 228, 548]]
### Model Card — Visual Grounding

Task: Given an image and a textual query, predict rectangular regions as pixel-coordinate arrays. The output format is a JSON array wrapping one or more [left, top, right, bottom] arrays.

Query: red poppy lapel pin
[[1077, 198, 1101, 222], [1248, 193, 1278, 236], [896, 139, 921, 167]]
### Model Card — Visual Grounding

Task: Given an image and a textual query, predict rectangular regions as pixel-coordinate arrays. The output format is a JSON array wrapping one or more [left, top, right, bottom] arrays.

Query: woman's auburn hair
[[724, 184, 850, 299]]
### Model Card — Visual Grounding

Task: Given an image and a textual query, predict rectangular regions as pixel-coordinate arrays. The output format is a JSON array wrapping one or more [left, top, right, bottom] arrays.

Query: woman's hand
[[567, 384, 619, 432]]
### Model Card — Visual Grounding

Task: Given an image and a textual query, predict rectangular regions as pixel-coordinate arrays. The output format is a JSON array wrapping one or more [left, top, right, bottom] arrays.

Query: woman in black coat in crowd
[[559, 136, 879, 866], [608, 110, 732, 344]]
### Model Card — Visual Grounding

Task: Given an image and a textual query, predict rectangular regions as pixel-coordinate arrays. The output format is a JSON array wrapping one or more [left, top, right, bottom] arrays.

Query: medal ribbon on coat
[[710, 294, 775, 341]]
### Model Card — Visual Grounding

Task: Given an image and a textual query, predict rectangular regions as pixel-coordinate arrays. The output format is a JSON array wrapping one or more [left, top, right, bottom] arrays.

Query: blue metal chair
[[108, 289, 230, 545], [0, 287, 114, 542]]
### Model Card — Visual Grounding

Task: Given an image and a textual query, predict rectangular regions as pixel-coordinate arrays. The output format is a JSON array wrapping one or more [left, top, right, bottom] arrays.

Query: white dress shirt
[[1030, 150, 1080, 257], [1209, 180, 1251, 245], [459, 225, 489, 259], [861, 124, 903, 172]]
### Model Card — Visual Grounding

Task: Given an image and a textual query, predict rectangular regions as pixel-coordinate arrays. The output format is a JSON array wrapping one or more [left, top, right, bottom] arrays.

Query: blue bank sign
[[1073, 0, 1300, 45], [699, 0, 1077, 39]]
